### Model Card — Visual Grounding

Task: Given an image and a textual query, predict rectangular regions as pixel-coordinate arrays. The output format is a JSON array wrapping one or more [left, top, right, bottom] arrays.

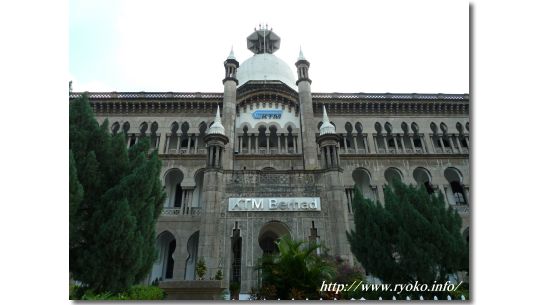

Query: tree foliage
[[346, 180, 468, 285], [255, 235, 336, 299], [69, 94, 166, 293]]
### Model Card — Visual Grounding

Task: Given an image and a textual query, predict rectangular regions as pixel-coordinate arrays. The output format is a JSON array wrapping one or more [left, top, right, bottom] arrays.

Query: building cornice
[[70, 91, 469, 116]]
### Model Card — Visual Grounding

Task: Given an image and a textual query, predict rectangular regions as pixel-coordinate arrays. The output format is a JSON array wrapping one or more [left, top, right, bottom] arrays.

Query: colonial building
[[70, 27, 470, 294]]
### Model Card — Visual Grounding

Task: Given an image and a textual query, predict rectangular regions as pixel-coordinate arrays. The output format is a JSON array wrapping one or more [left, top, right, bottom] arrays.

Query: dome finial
[[208, 105, 225, 135], [320, 105, 336, 135], [298, 46, 306, 61], [227, 46, 236, 60]]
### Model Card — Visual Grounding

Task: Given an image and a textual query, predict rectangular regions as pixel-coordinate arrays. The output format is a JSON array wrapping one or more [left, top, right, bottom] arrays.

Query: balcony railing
[[161, 207, 201, 216], [452, 205, 470, 214]]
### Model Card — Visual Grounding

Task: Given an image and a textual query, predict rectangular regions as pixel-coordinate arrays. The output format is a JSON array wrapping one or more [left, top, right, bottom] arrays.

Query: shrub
[[196, 257, 207, 280], [71, 285, 165, 300]]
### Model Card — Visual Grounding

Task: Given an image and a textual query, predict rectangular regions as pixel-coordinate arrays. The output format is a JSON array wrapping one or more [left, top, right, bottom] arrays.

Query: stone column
[[215, 147, 221, 168], [353, 135, 359, 153], [383, 135, 389, 153], [254, 134, 258, 153], [331, 146, 338, 167], [399, 136, 406, 153], [410, 136, 416, 152], [194, 136, 198, 154], [455, 136, 462, 153], [187, 134, 192, 153], [238, 136, 242, 154], [158, 133, 167, 154], [362, 136, 368, 153], [421, 134, 431, 153], [368, 134, 377, 154], [343, 135, 348, 153]]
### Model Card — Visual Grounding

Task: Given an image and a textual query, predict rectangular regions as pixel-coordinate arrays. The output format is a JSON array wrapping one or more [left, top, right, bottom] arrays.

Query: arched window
[[456, 122, 464, 134], [430, 122, 438, 134], [168, 122, 179, 152], [150, 122, 159, 148], [191, 170, 204, 209], [287, 126, 294, 150], [123, 122, 135, 147], [355, 122, 363, 134], [140, 122, 148, 135], [180, 122, 191, 149], [111, 122, 120, 135], [384, 122, 392, 134], [411, 122, 419, 134], [444, 167, 467, 205], [440, 122, 448, 135], [164, 168, 184, 208], [413, 167, 434, 194], [384, 167, 403, 185], [269, 125, 278, 149], [122, 121, 130, 134], [258, 125, 267, 149], [401, 122, 409, 134], [352, 168, 375, 200], [242, 126, 249, 150]]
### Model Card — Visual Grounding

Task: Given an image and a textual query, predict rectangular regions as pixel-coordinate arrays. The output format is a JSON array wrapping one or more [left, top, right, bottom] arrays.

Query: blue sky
[[69, 0, 468, 93]]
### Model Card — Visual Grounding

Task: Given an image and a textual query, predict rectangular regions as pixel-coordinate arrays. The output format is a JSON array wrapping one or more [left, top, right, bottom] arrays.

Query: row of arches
[[238, 125, 299, 154], [163, 168, 204, 214], [347, 166, 468, 213], [111, 121, 214, 134], [316, 121, 469, 135]]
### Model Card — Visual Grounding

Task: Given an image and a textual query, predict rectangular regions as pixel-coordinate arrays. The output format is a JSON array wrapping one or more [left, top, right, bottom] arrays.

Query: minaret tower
[[221, 48, 239, 170], [317, 105, 340, 169], [198, 106, 229, 279], [316, 105, 352, 262], [296, 48, 318, 169]]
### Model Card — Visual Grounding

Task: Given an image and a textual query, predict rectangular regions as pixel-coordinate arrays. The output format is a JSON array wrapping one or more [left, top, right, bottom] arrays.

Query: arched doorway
[[258, 221, 291, 255], [184, 231, 199, 280], [149, 231, 176, 283]]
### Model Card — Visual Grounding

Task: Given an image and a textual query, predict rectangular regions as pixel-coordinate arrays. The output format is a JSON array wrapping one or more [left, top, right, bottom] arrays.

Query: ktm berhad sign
[[228, 197, 321, 212]]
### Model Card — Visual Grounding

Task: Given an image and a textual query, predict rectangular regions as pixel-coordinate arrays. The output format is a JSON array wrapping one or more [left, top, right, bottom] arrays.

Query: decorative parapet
[[161, 207, 201, 216], [70, 91, 469, 116]]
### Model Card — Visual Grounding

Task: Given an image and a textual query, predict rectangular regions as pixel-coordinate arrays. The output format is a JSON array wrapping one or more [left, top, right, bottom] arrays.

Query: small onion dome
[[207, 105, 225, 135], [319, 105, 336, 135]]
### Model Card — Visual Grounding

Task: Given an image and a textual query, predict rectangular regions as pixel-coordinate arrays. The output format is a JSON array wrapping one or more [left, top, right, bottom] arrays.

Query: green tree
[[346, 180, 468, 287], [256, 235, 336, 300], [69, 151, 83, 257], [69, 94, 166, 293]]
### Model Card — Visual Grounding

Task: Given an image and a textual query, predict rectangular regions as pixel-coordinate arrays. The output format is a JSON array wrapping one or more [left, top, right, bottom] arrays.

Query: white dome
[[236, 53, 297, 90]]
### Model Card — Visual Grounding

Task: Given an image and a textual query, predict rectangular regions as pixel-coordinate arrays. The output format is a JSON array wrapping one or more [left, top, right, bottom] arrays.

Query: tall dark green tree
[[69, 94, 166, 293], [346, 180, 468, 285]]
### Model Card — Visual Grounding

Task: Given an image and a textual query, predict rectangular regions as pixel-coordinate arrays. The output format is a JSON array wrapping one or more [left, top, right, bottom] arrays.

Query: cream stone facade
[[69, 27, 470, 294]]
